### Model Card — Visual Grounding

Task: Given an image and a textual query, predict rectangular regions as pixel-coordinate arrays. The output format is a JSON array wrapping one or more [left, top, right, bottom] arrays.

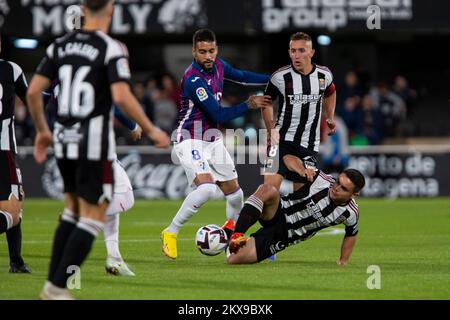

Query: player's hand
[[247, 95, 272, 110], [326, 118, 337, 136], [336, 259, 348, 266], [148, 127, 170, 148], [34, 130, 53, 164], [303, 167, 316, 182], [131, 124, 142, 141]]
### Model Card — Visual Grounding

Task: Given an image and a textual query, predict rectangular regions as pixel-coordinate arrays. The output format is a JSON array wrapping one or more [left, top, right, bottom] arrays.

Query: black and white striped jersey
[[265, 64, 334, 152], [0, 60, 28, 154], [280, 171, 359, 245], [36, 30, 131, 161]]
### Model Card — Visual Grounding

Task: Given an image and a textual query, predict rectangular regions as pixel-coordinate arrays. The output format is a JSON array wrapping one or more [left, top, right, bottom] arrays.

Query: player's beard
[[202, 60, 214, 71]]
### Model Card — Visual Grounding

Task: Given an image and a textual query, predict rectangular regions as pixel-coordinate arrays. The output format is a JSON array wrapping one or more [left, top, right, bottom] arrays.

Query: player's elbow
[[111, 82, 131, 107], [26, 86, 41, 104]]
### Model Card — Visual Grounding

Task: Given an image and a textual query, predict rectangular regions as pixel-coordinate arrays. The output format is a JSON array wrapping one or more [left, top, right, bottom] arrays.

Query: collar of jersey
[[192, 60, 215, 75], [291, 63, 316, 76]]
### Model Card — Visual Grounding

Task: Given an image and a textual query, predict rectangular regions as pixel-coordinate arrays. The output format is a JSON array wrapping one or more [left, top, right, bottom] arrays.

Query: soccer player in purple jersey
[[162, 29, 272, 260]]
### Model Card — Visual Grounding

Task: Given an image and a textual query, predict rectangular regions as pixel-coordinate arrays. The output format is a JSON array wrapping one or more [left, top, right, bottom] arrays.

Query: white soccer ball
[[195, 224, 228, 256]]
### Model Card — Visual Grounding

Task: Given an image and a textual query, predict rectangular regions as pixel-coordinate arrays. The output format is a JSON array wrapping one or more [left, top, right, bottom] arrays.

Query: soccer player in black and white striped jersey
[[262, 32, 337, 193], [228, 155, 364, 265], [27, 0, 169, 300], [0, 36, 32, 273]]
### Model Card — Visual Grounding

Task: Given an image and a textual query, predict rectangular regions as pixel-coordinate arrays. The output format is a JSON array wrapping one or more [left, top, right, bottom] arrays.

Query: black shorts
[[0, 151, 24, 201], [57, 158, 114, 205], [264, 141, 318, 183], [252, 203, 289, 262]]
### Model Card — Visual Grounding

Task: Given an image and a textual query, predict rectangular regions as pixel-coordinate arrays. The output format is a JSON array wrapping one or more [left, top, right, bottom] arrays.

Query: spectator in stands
[[320, 116, 350, 176], [392, 75, 417, 120], [356, 94, 383, 145], [336, 70, 365, 116], [370, 82, 406, 138], [339, 96, 361, 140], [133, 81, 155, 122], [152, 72, 179, 134]]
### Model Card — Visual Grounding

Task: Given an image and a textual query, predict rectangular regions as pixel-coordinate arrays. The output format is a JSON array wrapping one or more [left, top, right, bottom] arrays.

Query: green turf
[[0, 198, 449, 300]]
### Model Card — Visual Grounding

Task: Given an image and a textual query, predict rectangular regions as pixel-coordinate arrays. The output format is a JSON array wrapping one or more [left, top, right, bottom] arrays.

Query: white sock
[[104, 214, 122, 260], [167, 183, 217, 234], [106, 190, 135, 216], [225, 187, 244, 222], [279, 179, 294, 196]]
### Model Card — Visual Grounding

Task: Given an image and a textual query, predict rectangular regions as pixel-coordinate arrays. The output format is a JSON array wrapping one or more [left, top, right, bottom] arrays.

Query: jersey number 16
[[58, 65, 94, 117]]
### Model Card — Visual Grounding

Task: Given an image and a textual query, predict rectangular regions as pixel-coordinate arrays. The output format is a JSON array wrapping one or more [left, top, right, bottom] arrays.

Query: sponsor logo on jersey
[[196, 87, 208, 101]]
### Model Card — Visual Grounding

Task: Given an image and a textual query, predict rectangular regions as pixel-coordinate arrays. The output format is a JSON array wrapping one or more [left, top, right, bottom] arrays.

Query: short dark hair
[[193, 29, 216, 47], [290, 32, 312, 42], [343, 169, 366, 193], [83, 0, 111, 12]]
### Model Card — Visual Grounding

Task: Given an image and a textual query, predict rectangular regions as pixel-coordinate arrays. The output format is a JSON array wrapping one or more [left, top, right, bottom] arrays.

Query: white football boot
[[105, 256, 135, 277], [40, 281, 75, 300]]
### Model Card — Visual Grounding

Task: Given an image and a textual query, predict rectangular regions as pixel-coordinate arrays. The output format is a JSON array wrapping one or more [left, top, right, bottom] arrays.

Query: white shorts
[[173, 139, 238, 187], [113, 159, 133, 194], [106, 159, 134, 216]]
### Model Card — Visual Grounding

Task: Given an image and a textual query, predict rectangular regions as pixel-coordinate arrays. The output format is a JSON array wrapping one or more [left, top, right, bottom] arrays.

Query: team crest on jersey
[[319, 78, 326, 90], [196, 87, 208, 101], [117, 58, 131, 79]]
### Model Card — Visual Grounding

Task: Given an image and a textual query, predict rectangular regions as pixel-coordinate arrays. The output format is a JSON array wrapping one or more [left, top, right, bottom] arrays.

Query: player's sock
[[51, 217, 104, 288], [167, 183, 217, 234], [0, 210, 13, 234], [6, 218, 24, 265], [104, 214, 122, 260], [234, 195, 264, 234], [47, 209, 77, 281], [225, 187, 244, 222]]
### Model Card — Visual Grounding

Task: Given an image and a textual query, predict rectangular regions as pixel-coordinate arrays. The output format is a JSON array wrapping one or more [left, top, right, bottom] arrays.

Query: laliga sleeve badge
[[117, 57, 131, 79], [196, 87, 208, 101]]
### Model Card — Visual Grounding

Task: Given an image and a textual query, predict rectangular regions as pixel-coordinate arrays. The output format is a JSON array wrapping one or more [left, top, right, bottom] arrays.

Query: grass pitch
[[0, 198, 449, 300]]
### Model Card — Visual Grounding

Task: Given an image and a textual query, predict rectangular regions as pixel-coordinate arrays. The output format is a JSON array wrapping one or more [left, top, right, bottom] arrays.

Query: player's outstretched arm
[[27, 74, 53, 164], [283, 154, 316, 182], [187, 77, 271, 124], [113, 105, 142, 141], [337, 235, 357, 266], [111, 82, 169, 148], [323, 87, 337, 136], [222, 59, 270, 85]]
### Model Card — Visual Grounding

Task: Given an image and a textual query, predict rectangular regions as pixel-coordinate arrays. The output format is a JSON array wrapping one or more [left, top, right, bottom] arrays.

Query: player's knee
[[121, 190, 135, 212], [11, 212, 21, 226], [196, 183, 217, 201], [255, 184, 278, 202]]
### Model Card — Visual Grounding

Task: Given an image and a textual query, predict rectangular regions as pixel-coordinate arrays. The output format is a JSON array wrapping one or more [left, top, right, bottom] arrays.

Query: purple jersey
[[175, 58, 269, 142]]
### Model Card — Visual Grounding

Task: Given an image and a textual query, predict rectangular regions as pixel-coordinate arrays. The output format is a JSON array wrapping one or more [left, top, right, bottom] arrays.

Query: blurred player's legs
[[104, 189, 135, 276], [104, 159, 135, 276], [0, 151, 31, 273], [41, 159, 112, 300]]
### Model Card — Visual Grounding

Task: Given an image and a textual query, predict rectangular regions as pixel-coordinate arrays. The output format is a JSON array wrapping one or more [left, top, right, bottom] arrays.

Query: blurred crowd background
[[3, 0, 449, 149]]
